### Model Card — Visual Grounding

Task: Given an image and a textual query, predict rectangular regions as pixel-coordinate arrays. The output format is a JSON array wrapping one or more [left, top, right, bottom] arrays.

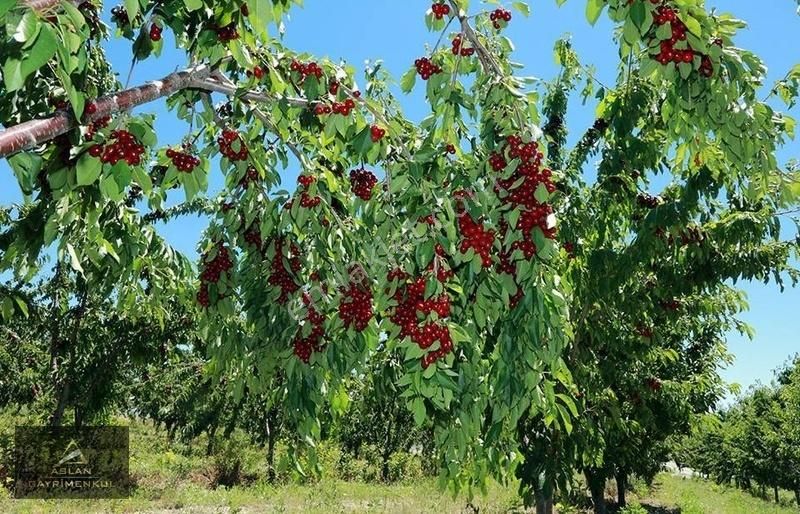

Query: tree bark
[[534, 484, 554, 514], [0, 63, 212, 157], [585, 468, 608, 514], [616, 470, 628, 508], [50, 381, 71, 427], [265, 408, 278, 483]]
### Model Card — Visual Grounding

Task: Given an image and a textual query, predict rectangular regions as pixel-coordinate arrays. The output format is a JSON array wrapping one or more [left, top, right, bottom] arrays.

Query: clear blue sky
[[1, 1, 798, 391]]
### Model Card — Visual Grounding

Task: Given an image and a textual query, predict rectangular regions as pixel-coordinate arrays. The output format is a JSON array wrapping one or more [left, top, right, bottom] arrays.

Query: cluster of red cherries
[[85, 115, 111, 140], [414, 57, 442, 80], [489, 8, 512, 29], [314, 98, 356, 116], [166, 147, 201, 173], [239, 166, 260, 188], [370, 125, 386, 142], [300, 192, 321, 208], [493, 135, 558, 304], [650, 3, 714, 77], [88, 130, 145, 166], [387, 270, 454, 369], [216, 23, 239, 42], [197, 244, 233, 308], [295, 175, 321, 208], [298, 175, 315, 188], [457, 213, 496, 268], [217, 130, 249, 161], [246, 65, 265, 79], [431, 2, 451, 19], [149, 23, 162, 41], [243, 222, 262, 249], [293, 293, 326, 363], [290, 60, 323, 81], [451, 35, 475, 57], [268, 238, 302, 304], [338, 273, 374, 332], [349, 168, 378, 201]]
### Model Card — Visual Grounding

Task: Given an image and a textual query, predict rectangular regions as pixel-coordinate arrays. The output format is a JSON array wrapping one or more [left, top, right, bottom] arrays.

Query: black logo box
[[14, 426, 130, 499]]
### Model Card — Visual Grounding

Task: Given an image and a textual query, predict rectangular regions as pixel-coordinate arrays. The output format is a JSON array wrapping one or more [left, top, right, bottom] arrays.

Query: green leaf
[[622, 18, 639, 45], [682, 14, 702, 37], [2, 58, 23, 92], [13, 11, 40, 44], [20, 24, 58, 85], [183, 0, 203, 11], [411, 397, 427, 426], [0, 0, 15, 19], [76, 153, 102, 186], [400, 67, 417, 93], [124, 0, 140, 24], [585, 0, 606, 26], [66, 243, 84, 274], [512, 1, 531, 17]]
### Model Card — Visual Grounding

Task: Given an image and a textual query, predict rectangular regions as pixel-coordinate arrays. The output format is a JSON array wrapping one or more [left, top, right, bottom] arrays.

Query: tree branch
[[0, 63, 214, 158], [22, 0, 81, 11]]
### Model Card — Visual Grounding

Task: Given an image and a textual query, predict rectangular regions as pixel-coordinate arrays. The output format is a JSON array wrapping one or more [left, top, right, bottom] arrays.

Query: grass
[[638, 474, 800, 514], [0, 479, 523, 513], [1, 418, 799, 513]]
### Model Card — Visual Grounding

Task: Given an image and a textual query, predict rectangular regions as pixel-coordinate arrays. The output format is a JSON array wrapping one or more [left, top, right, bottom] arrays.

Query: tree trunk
[[206, 426, 217, 456], [774, 485, 779, 504], [381, 419, 393, 482], [585, 468, 608, 514], [534, 485, 554, 514], [265, 408, 278, 483], [793, 487, 799, 506], [74, 406, 82, 429], [49, 381, 70, 427], [0, 64, 213, 157], [616, 470, 628, 508]]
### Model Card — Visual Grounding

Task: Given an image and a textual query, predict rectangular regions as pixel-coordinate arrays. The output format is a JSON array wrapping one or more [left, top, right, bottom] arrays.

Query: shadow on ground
[[640, 503, 681, 514]]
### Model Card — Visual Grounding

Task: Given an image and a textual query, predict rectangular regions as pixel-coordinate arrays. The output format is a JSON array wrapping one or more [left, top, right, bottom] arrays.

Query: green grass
[[2, 417, 799, 513], [640, 474, 800, 514], [0, 479, 523, 513]]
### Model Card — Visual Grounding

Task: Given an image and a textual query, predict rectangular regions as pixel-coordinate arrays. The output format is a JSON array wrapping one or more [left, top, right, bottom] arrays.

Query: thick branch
[[190, 76, 310, 108], [0, 63, 213, 158], [23, 0, 80, 11]]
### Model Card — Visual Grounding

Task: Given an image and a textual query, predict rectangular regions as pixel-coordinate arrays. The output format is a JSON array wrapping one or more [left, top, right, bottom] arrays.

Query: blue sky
[[1, 1, 798, 391]]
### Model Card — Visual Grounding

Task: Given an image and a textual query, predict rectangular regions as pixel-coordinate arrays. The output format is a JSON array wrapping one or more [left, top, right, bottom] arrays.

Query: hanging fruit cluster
[[217, 130, 249, 161], [314, 98, 356, 116], [243, 222, 263, 250], [338, 269, 374, 332], [88, 129, 145, 165], [166, 147, 201, 173], [290, 60, 323, 81], [238, 166, 259, 188], [85, 115, 111, 139], [268, 238, 302, 304], [649, 4, 714, 77], [293, 293, 326, 363], [451, 35, 475, 57], [431, 2, 451, 19], [457, 212, 496, 268], [387, 270, 454, 369], [197, 244, 234, 308], [349, 168, 378, 200], [492, 135, 558, 306], [216, 22, 239, 42], [370, 125, 386, 142], [489, 8, 512, 29], [414, 57, 442, 80]]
